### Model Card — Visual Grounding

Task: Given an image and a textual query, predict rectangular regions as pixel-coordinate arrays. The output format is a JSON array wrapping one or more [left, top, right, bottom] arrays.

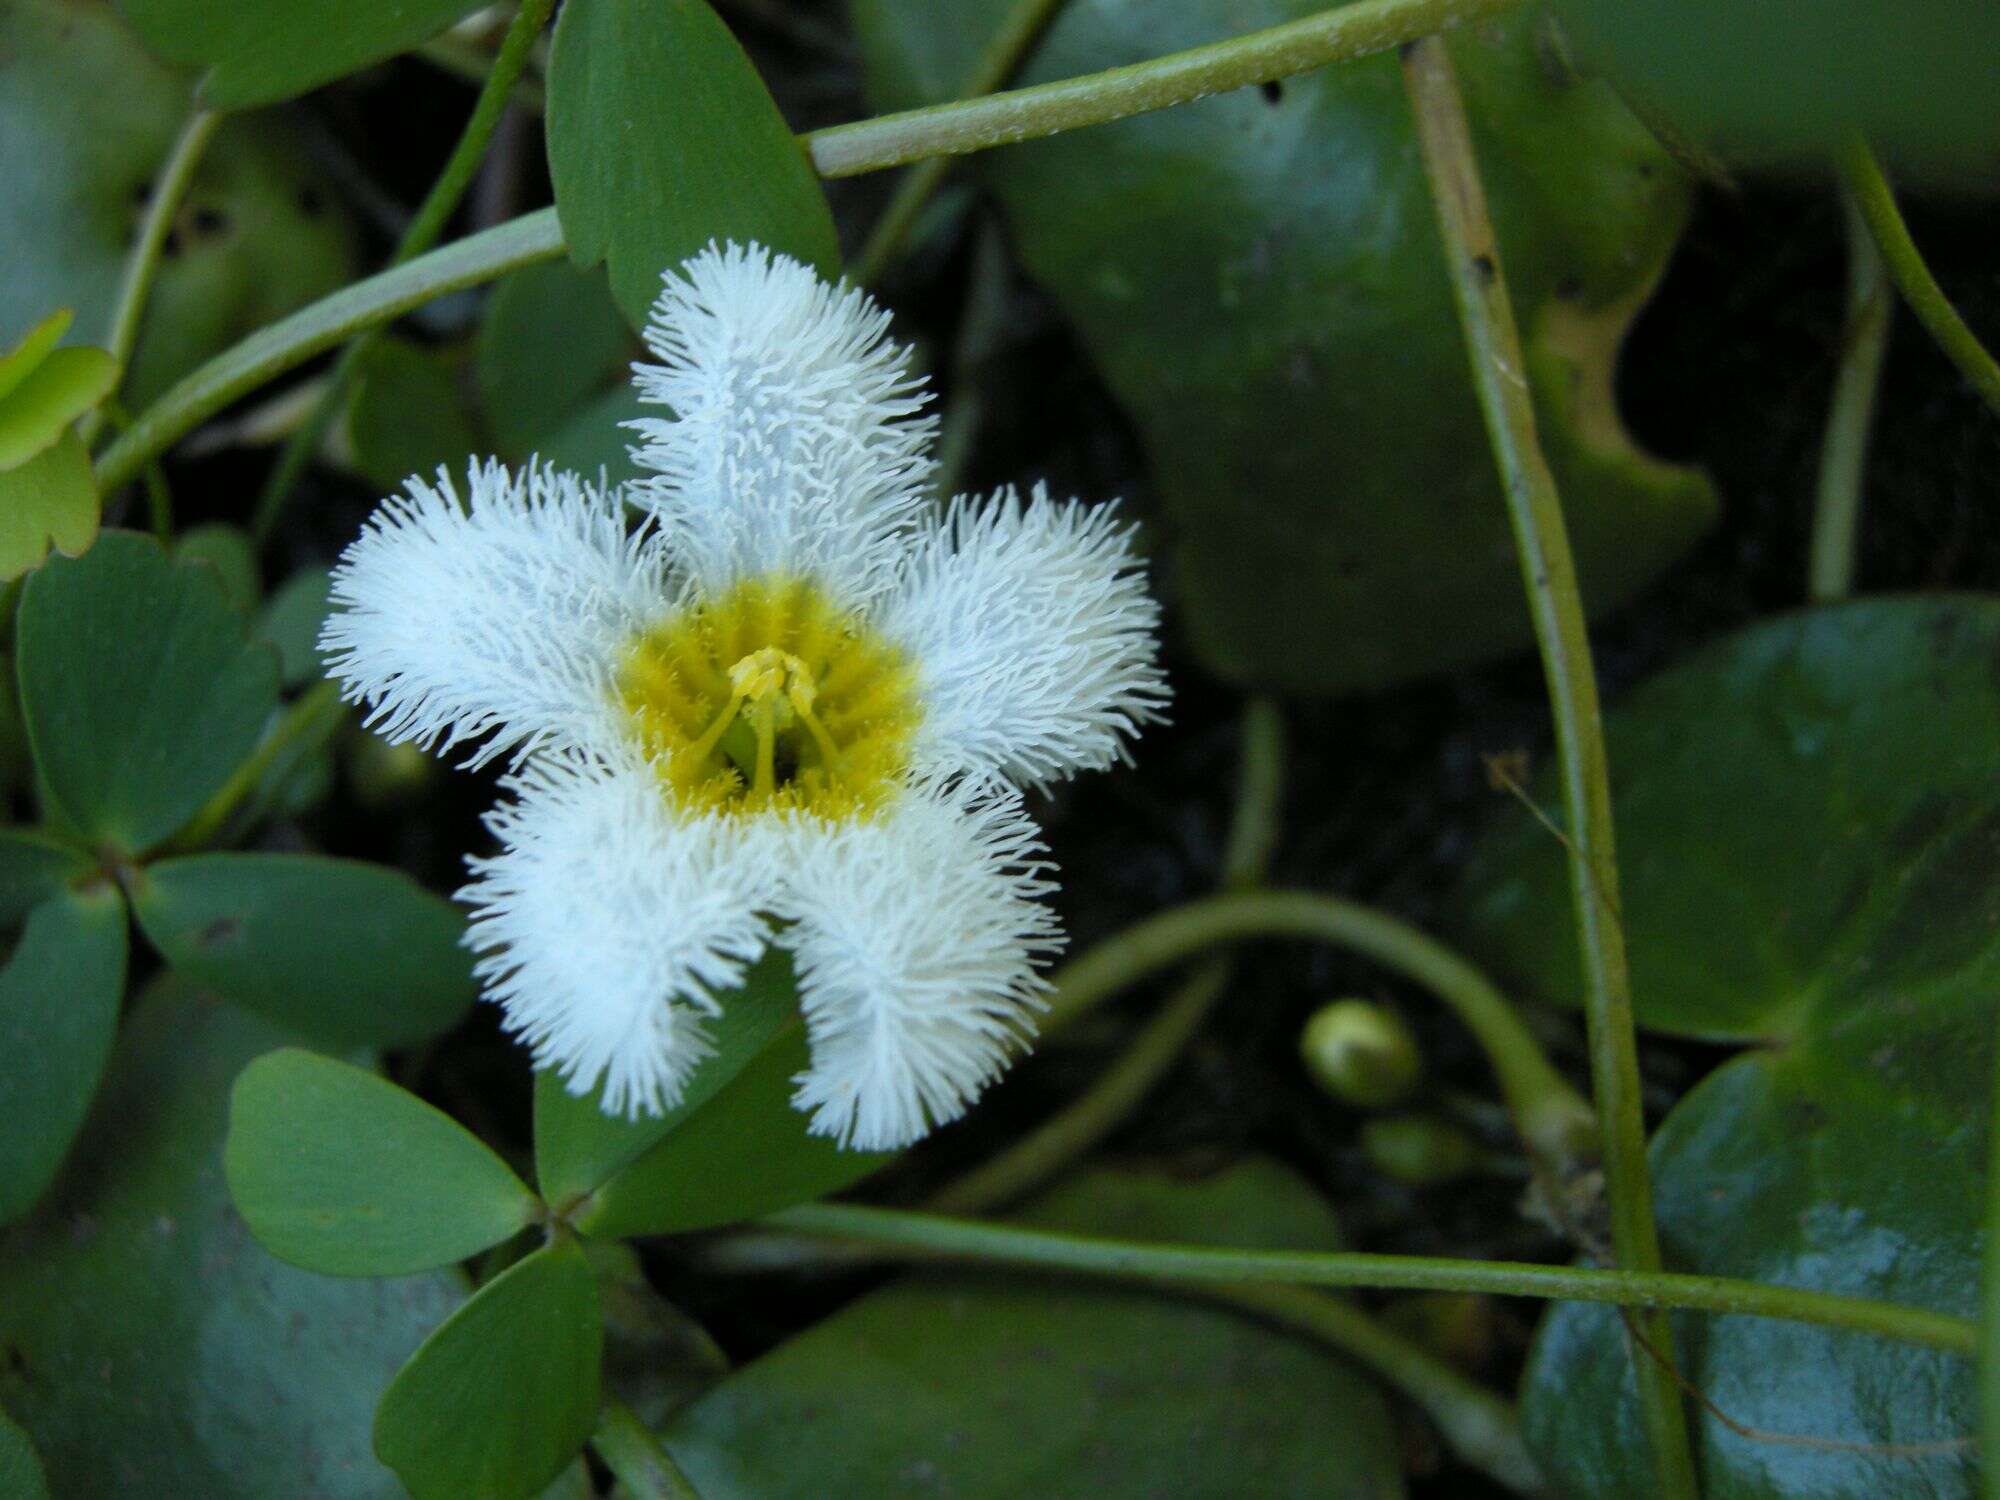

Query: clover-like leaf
[[0, 310, 116, 470], [547, 0, 839, 329], [133, 853, 475, 1049], [254, 566, 333, 688], [346, 337, 485, 492], [374, 1238, 603, 1500], [227, 1050, 539, 1277], [0, 431, 98, 582]]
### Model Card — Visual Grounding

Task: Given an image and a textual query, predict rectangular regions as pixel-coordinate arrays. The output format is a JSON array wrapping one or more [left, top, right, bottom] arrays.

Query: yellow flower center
[[616, 576, 918, 819]]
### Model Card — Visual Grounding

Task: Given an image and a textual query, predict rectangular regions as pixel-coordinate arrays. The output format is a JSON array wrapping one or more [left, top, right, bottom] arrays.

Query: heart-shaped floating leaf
[[546, 0, 839, 329], [1452, 598, 2000, 1494], [346, 337, 485, 492], [374, 1237, 603, 1500], [0, 983, 465, 1496], [18, 530, 279, 855], [133, 852, 474, 1049], [172, 522, 260, 614], [0, 885, 126, 1225], [0, 0, 356, 409], [255, 566, 333, 688], [663, 1160, 1406, 1497], [227, 1050, 539, 1277], [854, 0, 1715, 695], [118, 0, 490, 109]]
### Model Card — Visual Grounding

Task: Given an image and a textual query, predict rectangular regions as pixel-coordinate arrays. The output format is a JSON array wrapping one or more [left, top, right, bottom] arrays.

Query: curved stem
[[103, 111, 223, 386], [1213, 1284, 1545, 1494], [1840, 136, 2000, 419], [762, 1202, 1979, 1358], [1808, 185, 1893, 603], [1041, 889, 1591, 1168], [1401, 36, 1693, 1494], [593, 1397, 704, 1500], [852, 0, 1072, 286], [249, 0, 558, 543], [809, 0, 1517, 178]]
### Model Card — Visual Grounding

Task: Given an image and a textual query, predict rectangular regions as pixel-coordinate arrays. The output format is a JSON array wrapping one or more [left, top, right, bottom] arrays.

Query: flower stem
[[593, 1397, 705, 1500], [809, 0, 1518, 178], [166, 679, 344, 854], [851, 0, 1072, 286], [1399, 34, 1693, 1495], [759, 1202, 1979, 1357], [1839, 135, 2000, 421], [1040, 888, 1592, 1170], [248, 0, 558, 544], [1808, 184, 1893, 603]]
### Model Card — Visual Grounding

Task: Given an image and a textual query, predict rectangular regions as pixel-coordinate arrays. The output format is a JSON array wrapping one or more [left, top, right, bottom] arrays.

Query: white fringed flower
[[322, 242, 1167, 1150]]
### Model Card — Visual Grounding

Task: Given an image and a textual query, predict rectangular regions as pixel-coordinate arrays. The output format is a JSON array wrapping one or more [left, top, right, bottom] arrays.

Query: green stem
[[762, 1202, 1979, 1357], [1213, 1284, 1545, 1494], [1808, 185, 1893, 603], [1400, 35, 1693, 1495], [593, 1397, 704, 1500], [249, 0, 558, 544], [166, 679, 344, 853], [1041, 888, 1592, 1169], [1840, 136, 2000, 420], [852, 0, 1072, 286], [102, 111, 223, 392], [809, 0, 1517, 178]]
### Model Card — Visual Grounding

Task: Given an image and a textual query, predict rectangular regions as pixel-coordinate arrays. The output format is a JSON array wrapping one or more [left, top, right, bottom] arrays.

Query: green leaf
[[255, 566, 333, 687], [575, 1023, 892, 1239], [19, 529, 280, 853], [118, 0, 490, 110], [374, 1238, 603, 1500], [854, 1, 1715, 695], [477, 261, 637, 467], [0, 1411, 50, 1500], [1455, 597, 2000, 1041], [1561, 0, 2000, 179], [546, 0, 840, 329], [133, 852, 474, 1049], [0, 431, 99, 582], [0, 346, 117, 471], [346, 336, 485, 492], [0, 0, 356, 410], [0, 829, 91, 926], [226, 1049, 539, 1277], [0, 885, 126, 1225], [1449, 599, 2000, 1494], [0, 982, 465, 1496], [663, 1161, 1406, 1497], [534, 949, 799, 1207], [173, 521, 260, 613], [0, 307, 70, 407]]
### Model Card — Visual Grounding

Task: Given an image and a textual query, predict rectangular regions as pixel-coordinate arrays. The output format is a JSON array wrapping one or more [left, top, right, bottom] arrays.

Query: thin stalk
[[762, 1202, 1979, 1358], [1840, 136, 2000, 420], [809, 0, 1517, 178], [166, 679, 343, 853], [1213, 1284, 1545, 1494], [593, 1397, 704, 1500], [249, 0, 557, 544], [1039, 889, 1592, 1169], [1400, 36, 1692, 1494], [1809, 185, 1893, 602], [102, 0, 1514, 492], [932, 699, 1284, 1215], [852, 0, 1071, 286]]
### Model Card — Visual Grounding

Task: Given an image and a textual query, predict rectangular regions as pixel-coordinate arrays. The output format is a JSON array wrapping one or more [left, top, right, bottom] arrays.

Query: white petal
[[877, 485, 1169, 789], [321, 458, 670, 767], [776, 783, 1065, 1150], [627, 242, 936, 606], [458, 751, 775, 1118]]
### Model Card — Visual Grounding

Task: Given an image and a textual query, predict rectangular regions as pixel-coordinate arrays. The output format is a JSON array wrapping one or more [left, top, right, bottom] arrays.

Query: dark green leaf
[[227, 1049, 539, 1276], [374, 1238, 603, 1500], [547, 0, 839, 329], [0, 983, 465, 1496], [0, 432, 98, 582], [664, 1161, 1406, 1498], [535, 949, 799, 1207], [346, 337, 485, 492], [477, 261, 637, 472], [587, 1240, 730, 1427], [854, 0, 1714, 695], [18, 530, 279, 855], [133, 852, 474, 1049], [254, 566, 333, 687], [118, 0, 491, 110], [173, 522, 260, 613], [0, 1411, 49, 1500], [0, 885, 126, 1224], [0, 829, 90, 926], [1, 0, 356, 409], [575, 1022, 891, 1239]]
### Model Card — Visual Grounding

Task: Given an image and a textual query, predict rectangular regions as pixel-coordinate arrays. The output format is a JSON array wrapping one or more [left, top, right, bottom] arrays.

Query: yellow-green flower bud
[[1361, 1114, 1483, 1187], [1299, 999, 1420, 1108]]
